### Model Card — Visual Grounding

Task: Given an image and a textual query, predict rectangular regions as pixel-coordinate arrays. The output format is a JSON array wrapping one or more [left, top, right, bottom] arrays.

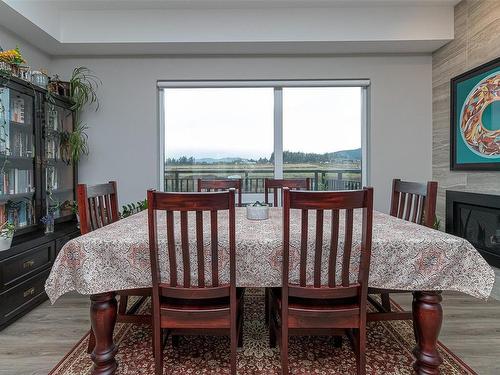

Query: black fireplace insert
[[446, 190, 500, 268]]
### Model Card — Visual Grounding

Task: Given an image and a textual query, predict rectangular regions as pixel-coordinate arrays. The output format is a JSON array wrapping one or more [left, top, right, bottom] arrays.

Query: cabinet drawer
[[0, 269, 50, 321], [1, 242, 55, 289]]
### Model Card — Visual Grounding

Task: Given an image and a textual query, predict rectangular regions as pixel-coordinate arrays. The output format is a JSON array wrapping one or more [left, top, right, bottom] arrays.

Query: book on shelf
[[0, 168, 35, 195], [46, 139, 59, 159], [0, 88, 10, 155], [9, 131, 33, 158], [11, 96, 25, 124], [48, 110, 58, 131], [0, 204, 5, 224], [47, 167, 58, 190], [5, 199, 34, 228], [18, 201, 27, 227]]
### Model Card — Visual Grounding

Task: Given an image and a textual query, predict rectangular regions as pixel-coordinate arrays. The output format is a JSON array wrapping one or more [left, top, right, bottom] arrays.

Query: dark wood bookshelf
[[0, 74, 79, 330]]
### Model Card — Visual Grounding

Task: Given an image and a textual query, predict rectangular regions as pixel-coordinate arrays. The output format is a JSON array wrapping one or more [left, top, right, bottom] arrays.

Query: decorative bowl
[[246, 203, 269, 220]]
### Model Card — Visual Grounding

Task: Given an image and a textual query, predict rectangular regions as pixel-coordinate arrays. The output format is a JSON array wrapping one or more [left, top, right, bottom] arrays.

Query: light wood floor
[[0, 292, 499, 375]]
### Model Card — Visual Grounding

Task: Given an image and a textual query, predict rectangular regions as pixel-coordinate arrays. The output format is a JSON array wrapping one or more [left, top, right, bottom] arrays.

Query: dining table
[[45, 207, 495, 375]]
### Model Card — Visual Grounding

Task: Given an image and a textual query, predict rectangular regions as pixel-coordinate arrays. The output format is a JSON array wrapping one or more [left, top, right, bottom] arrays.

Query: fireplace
[[446, 190, 500, 267]]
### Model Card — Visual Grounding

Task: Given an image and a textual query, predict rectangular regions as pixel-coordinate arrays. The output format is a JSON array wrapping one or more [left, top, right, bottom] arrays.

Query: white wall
[[0, 24, 51, 72], [51, 55, 432, 212]]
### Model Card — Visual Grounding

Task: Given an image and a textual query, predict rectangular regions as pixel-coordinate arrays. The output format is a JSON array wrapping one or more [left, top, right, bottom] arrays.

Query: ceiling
[[0, 0, 460, 56]]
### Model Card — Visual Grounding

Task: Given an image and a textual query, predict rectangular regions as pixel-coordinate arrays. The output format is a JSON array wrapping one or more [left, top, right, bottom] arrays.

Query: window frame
[[157, 79, 370, 191]]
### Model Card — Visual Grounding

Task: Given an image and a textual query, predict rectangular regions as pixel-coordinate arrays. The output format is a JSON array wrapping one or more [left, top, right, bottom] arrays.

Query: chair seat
[[161, 288, 244, 311], [271, 288, 358, 310], [159, 288, 244, 330]]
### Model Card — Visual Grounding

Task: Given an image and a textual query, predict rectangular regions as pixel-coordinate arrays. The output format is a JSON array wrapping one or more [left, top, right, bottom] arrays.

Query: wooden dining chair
[[263, 177, 311, 325], [264, 178, 311, 207], [147, 189, 244, 375], [367, 178, 438, 322], [269, 187, 374, 375], [77, 181, 151, 353], [197, 178, 243, 207]]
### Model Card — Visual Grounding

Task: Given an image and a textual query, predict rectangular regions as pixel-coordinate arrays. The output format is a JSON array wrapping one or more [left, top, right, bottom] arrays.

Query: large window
[[282, 87, 362, 190], [160, 81, 367, 203]]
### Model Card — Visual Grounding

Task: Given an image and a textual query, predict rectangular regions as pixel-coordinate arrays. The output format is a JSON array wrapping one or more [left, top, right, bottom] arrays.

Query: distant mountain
[[195, 157, 249, 164], [331, 148, 361, 160]]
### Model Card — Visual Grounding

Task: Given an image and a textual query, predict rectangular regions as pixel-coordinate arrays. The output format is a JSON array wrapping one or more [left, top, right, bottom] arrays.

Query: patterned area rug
[[50, 290, 476, 375]]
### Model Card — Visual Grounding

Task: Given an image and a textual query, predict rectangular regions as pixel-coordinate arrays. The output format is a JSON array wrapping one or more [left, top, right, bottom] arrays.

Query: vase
[[0, 236, 13, 251], [45, 221, 54, 234]]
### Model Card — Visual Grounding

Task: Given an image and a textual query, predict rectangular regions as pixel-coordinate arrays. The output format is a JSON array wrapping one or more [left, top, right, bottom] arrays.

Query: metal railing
[[165, 168, 361, 193]]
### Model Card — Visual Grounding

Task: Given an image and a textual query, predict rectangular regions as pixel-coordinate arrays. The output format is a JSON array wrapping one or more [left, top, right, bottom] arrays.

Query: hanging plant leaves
[[59, 121, 89, 165], [69, 67, 101, 114]]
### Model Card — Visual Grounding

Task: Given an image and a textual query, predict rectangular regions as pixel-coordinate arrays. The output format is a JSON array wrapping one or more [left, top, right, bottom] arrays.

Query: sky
[[164, 86, 361, 160]]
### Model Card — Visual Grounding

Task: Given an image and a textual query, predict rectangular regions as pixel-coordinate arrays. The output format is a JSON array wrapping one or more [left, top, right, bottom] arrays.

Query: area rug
[[50, 290, 476, 375]]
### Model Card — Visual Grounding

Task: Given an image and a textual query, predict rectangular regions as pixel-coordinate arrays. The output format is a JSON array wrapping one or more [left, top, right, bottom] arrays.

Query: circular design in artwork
[[460, 72, 500, 158]]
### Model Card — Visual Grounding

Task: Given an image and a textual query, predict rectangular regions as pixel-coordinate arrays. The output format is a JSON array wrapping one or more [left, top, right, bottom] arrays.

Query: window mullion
[[274, 87, 283, 179]]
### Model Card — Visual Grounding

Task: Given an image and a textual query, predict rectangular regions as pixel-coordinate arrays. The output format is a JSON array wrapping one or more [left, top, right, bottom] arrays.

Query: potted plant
[[120, 199, 148, 219], [246, 201, 269, 220], [51, 66, 100, 165], [0, 46, 26, 77], [0, 221, 15, 251]]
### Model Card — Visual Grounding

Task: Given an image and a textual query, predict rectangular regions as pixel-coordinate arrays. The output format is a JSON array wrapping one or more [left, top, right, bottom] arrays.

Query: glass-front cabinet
[[0, 76, 76, 236], [45, 101, 75, 221], [0, 84, 37, 234]]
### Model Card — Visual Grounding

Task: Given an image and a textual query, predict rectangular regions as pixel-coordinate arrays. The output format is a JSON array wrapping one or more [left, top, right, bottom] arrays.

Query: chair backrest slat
[[166, 211, 178, 286], [397, 192, 406, 219], [148, 190, 235, 299], [77, 181, 120, 235], [404, 194, 413, 221], [328, 209, 339, 288], [313, 209, 324, 288], [299, 209, 308, 287], [411, 195, 419, 222], [283, 188, 373, 301], [180, 211, 190, 287], [196, 211, 205, 287], [210, 210, 219, 287], [390, 178, 438, 227], [341, 208, 354, 287], [264, 178, 311, 207], [198, 179, 242, 207], [98, 195, 106, 225]]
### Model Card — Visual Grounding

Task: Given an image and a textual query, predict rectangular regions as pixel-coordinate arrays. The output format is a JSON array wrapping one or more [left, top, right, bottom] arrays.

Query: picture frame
[[450, 56, 500, 170]]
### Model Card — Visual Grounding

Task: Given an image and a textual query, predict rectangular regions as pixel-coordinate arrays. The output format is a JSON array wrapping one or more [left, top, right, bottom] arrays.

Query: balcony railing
[[165, 168, 361, 193]]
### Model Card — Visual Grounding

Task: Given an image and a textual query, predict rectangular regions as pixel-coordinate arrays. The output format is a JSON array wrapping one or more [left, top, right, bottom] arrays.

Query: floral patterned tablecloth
[[45, 208, 495, 303]]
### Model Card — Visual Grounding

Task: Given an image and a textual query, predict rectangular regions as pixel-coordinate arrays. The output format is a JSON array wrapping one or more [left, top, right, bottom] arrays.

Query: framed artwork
[[450, 56, 500, 170]]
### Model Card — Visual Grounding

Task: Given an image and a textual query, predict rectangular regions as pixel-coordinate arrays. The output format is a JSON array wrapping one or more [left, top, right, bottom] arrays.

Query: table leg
[[412, 291, 443, 375], [90, 292, 118, 375]]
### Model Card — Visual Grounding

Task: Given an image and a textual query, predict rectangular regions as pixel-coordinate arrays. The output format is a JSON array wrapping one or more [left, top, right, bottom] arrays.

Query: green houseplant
[[120, 199, 148, 219], [57, 67, 100, 165], [0, 220, 15, 251]]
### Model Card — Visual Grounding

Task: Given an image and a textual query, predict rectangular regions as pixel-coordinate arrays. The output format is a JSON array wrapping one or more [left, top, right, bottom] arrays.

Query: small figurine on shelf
[[0, 220, 15, 251], [41, 213, 55, 234], [48, 75, 71, 97]]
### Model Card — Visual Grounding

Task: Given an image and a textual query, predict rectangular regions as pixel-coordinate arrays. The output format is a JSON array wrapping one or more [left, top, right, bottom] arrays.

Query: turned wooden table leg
[[90, 292, 118, 375], [412, 291, 443, 375]]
